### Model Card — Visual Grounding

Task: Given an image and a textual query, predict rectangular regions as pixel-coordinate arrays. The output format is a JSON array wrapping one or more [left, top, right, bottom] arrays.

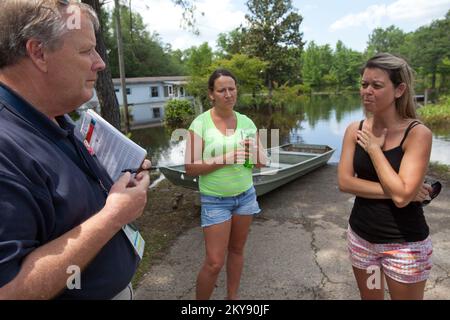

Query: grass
[[417, 95, 450, 127], [131, 178, 200, 288], [428, 161, 450, 183]]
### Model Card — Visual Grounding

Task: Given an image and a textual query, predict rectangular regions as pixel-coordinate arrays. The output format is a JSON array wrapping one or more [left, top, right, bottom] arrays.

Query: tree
[[183, 43, 214, 108], [301, 41, 334, 90], [164, 99, 195, 129], [105, 5, 185, 78], [409, 11, 450, 90], [366, 25, 406, 56], [244, 0, 305, 95], [331, 41, 363, 91], [81, 0, 197, 131], [212, 54, 267, 100], [184, 42, 214, 77], [216, 27, 248, 59]]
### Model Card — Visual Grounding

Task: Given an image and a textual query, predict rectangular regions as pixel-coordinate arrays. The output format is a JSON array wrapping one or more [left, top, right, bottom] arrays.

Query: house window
[[179, 87, 185, 97], [115, 88, 131, 94], [150, 86, 159, 97], [153, 108, 161, 118], [163, 85, 173, 98]]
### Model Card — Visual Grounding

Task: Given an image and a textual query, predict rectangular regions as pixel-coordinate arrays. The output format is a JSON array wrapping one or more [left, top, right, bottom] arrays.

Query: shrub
[[164, 99, 195, 129]]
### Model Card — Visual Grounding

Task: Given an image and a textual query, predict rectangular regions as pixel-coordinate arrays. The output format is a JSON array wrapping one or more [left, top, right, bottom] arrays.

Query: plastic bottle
[[242, 130, 255, 169]]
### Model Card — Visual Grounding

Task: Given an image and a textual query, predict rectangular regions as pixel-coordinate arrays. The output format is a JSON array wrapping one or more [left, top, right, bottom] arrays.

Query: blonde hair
[[0, 0, 99, 69], [361, 52, 417, 119]]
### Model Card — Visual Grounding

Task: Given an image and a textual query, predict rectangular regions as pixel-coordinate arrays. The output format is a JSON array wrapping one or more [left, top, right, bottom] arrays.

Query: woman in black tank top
[[337, 53, 434, 300]]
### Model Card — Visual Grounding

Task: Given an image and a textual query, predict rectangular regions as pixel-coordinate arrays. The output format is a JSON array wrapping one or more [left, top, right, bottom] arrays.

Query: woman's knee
[[204, 257, 225, 274]]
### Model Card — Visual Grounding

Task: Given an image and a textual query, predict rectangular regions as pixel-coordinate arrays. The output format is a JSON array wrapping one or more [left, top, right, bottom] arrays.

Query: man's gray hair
[[0, 0, 99, 69]]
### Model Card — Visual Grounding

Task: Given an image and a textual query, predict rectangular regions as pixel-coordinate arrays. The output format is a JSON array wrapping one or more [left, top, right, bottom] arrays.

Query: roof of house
[[112, 76, 190, 85]]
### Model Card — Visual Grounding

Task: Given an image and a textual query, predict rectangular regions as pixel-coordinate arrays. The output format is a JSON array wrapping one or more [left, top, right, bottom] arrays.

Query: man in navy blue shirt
[[0, 0, 150, 299]]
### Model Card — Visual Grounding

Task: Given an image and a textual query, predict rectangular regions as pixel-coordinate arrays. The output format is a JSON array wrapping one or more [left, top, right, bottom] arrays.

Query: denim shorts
[[200, 186, 261, 227]]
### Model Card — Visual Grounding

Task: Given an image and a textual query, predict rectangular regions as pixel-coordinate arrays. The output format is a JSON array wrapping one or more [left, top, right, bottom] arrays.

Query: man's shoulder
[[0, 109, 33, 146]]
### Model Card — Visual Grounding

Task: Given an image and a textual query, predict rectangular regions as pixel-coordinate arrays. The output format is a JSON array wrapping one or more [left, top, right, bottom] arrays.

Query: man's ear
[[395, 82, 406, 98], [25, 39, 48, 72]]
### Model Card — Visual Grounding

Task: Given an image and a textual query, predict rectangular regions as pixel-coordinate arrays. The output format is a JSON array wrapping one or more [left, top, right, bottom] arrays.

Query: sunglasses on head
[[422, 181, 442, 206]]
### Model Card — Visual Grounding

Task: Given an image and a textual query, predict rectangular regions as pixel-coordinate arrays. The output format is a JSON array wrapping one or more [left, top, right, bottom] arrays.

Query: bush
[[164, 99, 195, 129], [417, 95, 450, 127]]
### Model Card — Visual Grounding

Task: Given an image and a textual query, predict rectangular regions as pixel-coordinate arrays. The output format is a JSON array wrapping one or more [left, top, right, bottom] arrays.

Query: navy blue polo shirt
[[0, 83, 139, 299]]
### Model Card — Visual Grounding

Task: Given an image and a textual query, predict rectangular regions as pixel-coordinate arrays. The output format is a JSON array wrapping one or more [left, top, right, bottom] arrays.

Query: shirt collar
[[0, 82, 71, 139]]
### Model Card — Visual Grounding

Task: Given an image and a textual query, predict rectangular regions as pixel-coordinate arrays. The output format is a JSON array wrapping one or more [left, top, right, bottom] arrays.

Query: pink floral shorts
[[347, 225, 433, 283]]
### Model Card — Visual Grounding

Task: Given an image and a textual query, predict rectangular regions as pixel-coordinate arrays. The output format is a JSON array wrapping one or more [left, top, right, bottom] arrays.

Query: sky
[[123, 0, 450, 52]]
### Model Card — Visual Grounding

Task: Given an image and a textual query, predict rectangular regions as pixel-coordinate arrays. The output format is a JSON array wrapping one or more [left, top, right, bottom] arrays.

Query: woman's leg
[[196, 220, 232, 300], [381, 237, 432, 300], [385, 276, 427, 300], [352, 266, 385, 300], [226, 214, 254, 300]]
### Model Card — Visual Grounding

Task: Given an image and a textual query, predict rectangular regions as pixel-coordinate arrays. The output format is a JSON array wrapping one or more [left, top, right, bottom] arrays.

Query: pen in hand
[[121, 166, 159, 173], [121, 168, 140, 174]]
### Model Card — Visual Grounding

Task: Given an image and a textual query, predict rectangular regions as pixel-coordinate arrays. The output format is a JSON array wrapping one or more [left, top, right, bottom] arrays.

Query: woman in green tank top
[[185, 69, 269, 300]]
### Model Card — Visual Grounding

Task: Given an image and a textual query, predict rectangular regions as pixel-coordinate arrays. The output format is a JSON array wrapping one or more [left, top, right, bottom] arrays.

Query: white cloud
[[329, 0, 450, 31], [129, 0, 245, 50]]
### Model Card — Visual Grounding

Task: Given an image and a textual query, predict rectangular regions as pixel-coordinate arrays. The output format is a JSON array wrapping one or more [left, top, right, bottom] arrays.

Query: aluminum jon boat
[[158, 143, 335, 196]]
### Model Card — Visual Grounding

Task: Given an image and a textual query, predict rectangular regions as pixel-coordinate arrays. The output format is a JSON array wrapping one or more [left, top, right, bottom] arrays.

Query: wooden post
[[114, 0, 130, 134]]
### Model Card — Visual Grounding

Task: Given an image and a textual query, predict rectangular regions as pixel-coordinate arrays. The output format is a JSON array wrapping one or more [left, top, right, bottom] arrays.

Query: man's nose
[[92, 49, 106, 72]]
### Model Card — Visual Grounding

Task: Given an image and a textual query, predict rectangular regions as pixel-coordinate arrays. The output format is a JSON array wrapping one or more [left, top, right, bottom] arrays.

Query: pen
[[121, 168, 140, 174], [121, 166, 159, 173]]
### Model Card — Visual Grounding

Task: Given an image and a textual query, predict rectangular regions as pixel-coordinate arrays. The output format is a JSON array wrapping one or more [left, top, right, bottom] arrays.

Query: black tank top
[[349, 120, 429, 243]]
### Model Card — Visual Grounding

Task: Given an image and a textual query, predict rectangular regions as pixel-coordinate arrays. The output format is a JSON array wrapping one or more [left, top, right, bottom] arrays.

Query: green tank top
[[188, 109, 257, 197]]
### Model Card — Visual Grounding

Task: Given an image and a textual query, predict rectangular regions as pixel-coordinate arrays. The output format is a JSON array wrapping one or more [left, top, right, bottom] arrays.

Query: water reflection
[[130, 94, 450, 166]]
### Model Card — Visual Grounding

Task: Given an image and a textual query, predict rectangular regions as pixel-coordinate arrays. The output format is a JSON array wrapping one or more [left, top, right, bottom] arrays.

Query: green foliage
[[366, 25, 406, 55], [185, 42, 214, 77], [186, 50, 268, 109], [364, 12, 450, 92], [417, 95, 450, 127], [216, 28, 249, 59], [331, 41, 364, 91], [164, 99, 195, 129], [302, 41, 334, 89], [104, 5, 187, 78], [301, 40, 363, 92], [244, 0, 305, 90], [213, 54, 267, 96], [409, 12, 450, 90], [271, 83, 311, 107], [181, 43, 214, 108]]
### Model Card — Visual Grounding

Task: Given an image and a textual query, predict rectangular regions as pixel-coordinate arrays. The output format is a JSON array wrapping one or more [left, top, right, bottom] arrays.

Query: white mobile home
[[82, 76, 193, 125]]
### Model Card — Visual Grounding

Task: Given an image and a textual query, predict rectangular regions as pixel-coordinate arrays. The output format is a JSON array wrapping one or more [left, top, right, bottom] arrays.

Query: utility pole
[[114, 0, 130, 134]]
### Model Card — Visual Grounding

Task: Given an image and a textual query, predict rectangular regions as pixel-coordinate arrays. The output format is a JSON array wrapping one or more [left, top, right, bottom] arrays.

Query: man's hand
[[104, 162, 150, 228]]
